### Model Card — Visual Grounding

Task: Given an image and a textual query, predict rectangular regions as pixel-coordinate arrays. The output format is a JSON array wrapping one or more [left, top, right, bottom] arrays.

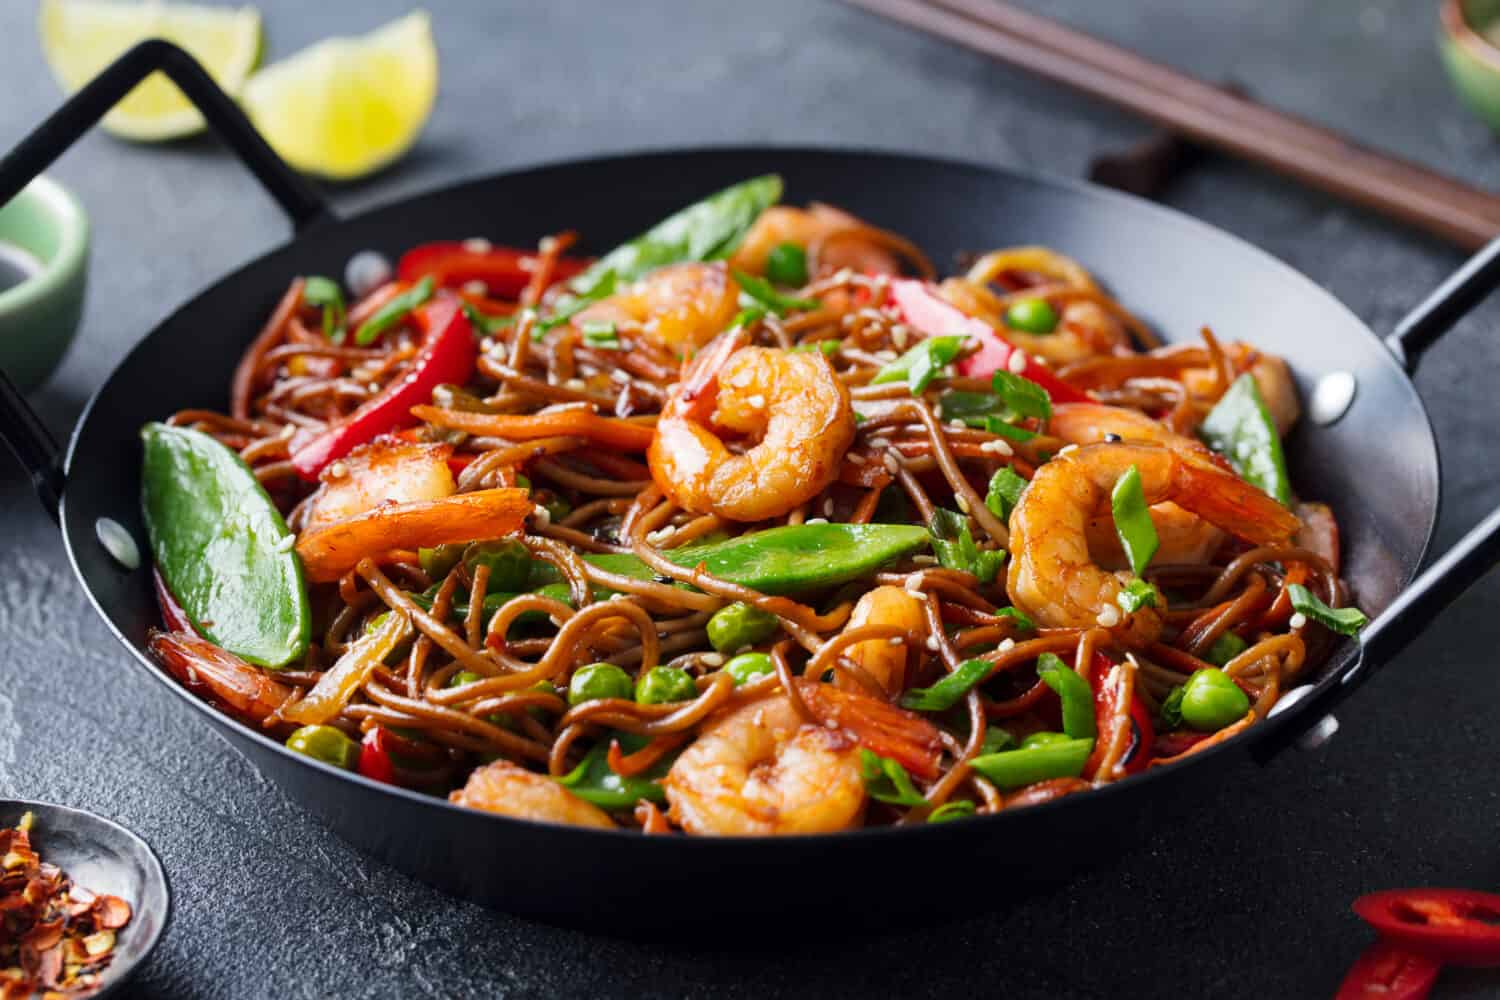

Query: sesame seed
[[564, 378, 587, 391], [610, 369, 631, 383], [997, 638, 1016, 653], [1096, 605, 1121, 627], [905, 586, 925, 601], [747, 394, 767, 409], [840, 314, 857, 329], [274, 535, 295, 554], [882, 453, 901, 475], [539, 236, 558, 253], [823, 498, 835, 517], [981, 439, 1014, 456], [869, 436, 891, 449], [646, 526, 676, 544], [701, 652, 725, 667], [730, 369, 754, 388], [948, 419, 967, 431], [479, 337, 496, 353], [805, 517, 829, 525], [462, 237, 493, 253], [924, 634, 941, 651], [1006, 350, 1028, 375], [874, 350, 899, 363], [531, 504, 551, 526], [327, 462, 348, 479], [846, 452, 866, 466], [887, 636, 904, 646], [825, 719, 840, 730], [1289, 612, 1308, 630], [831, 267, 855, 285], [911, 554, 938, 566], [891, 325, 909, 349], [1057, 443, 1079, 456], [461, 280, 488, 296]]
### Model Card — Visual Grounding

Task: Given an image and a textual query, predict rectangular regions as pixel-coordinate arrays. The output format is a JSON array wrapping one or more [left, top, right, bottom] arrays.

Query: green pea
[[1179, 668, 1250, 731], [706, 602, 780, 653], [635, 666, 699, 705], [1020, 730, 1072, 749], [514, 473, 531, 491], [463, 539, 532, 592], [724, 651, 774, 686], [1004, 297, 1058, 334], [1205, 631, 1248, 667], [285, 725, 359, 770], [419, 543, 464, 580], [448, 670, 484, 688], [765, 242, 809, 287], [567, 662, 634, 705]]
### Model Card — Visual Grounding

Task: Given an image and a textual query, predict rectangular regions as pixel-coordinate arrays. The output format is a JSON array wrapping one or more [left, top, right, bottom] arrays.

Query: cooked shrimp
[[937, 279, 1131, 365], [570, 261, 739, 351], [1049, 403, 1226, 568], [450, 760, 616, 829], [147, 630, 290, 726], [663, 696, 866, 836], [730, 203, 903, 278], [1180, 342, 1301, 434], [1007, 443, 1300, 645], [304, 437, 455, 532], [649, 340, 855, 521], [835, 585, 924, 695]]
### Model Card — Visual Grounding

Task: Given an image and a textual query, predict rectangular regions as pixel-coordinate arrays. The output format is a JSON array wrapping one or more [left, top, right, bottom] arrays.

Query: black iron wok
[[3, 44, 1500, 931]]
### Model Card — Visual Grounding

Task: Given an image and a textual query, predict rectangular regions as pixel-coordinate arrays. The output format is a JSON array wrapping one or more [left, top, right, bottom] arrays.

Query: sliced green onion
[[1159, 686, 1185, 729], [969, 737, 1093, 790], [899, 658, 993, 712], [872, 335, 967, 395], [985, 466, 1028, 520], [929, 508, 1006, 584], [534, 272, 618, 339], [1287, 583, 1368, 636], [303, 275, 346, 342], [354, 275, 434, 345], [1116, 577, 1160, 614], [732, 269, 820, 315], [1037, 653, 1097, 741], [858, 748, 926, 806], [1110, 464, 1159, 576], [791, 338, 840, 356], [989, 370, 1053, 422], [996, 606, 1035, 631], [927, 800, 978, 823], [580, 320, 621, 348]]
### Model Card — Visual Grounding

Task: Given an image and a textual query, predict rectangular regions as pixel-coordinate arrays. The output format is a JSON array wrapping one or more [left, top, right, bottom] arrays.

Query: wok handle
[[0, 40, 331, 517], [1384, 230, 1500, 373]]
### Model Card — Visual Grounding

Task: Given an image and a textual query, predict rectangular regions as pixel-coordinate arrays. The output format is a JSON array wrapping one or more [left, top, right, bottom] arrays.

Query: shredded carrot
[[606, 732, 689, 778]]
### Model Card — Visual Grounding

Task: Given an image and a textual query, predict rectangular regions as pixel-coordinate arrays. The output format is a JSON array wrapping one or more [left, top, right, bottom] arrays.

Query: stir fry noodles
[[140, 175, 1367, 834]]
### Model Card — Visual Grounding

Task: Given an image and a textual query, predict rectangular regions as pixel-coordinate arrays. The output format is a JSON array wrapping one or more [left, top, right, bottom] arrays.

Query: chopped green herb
[[533, 272, 618, 339], [556, 731, 673, 808], [873, 335, 967, 395], [927, 800, 978, 823], [985, 466, 1028, 520], [899, 658, 994, 712], [733, 269, 820, 315], [929, 508, 1006, 584], [581, 320, 621, 348], [729, 304, 767, 331], [980, 727, 1017, 755], [990, 370, 1053, 422], [1159, 686, 1185, 729], [858, 748, 927, 807], [460, 302, 514, 338], [791, 338, 840, 356], [354, 275, 434, 346], [303, 276, 346, 342], [996, 606, 1035, 631], [1117, 577, 1161, 614], [938, 391, 1040, 442], [1110, 464, 1159, 576], [1287, 584, 1368, 636]]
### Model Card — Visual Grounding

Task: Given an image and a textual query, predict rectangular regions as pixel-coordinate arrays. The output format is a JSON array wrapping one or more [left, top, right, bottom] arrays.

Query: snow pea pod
[[140, 423, 309, 669], [968, 737, 1094, 790], [532, 523, 932, 596], [564, 174, 783, 300], [1199, 373, 1292, 505]]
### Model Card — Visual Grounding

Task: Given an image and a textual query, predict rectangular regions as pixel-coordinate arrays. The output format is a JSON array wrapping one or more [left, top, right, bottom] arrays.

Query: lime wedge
[[242, 10, 437, 180], [38, 0, 263, 142]]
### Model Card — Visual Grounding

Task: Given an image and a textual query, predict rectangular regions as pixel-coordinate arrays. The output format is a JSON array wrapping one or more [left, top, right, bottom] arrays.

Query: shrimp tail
[[797, 682, 944, 780], [1171, 454, 1300, 546]]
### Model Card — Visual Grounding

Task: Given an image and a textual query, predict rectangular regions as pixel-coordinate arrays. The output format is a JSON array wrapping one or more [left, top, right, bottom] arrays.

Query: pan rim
[[57, 142, 1441, 846]]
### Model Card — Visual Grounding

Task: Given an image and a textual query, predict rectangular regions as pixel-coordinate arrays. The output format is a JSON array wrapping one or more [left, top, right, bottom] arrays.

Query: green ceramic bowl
[[1440, 0, 1500, 133], [0, 175, 89, 391]]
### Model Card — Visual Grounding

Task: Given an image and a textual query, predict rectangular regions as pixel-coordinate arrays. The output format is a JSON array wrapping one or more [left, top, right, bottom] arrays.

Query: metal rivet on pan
[[1295, 714, 1340, 752], [95, 517, 140, 571], [1309, 371, 1356, 425], [345, 250, 392, 299], [1268, 684, 1313, 717]]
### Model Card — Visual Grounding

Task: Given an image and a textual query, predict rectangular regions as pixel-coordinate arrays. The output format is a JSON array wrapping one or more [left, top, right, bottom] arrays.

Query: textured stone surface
[[3, 1, 1499, 996]]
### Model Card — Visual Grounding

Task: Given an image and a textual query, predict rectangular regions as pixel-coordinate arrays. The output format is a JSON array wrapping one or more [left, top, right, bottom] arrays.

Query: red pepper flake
[[0, 813, 134, 997]]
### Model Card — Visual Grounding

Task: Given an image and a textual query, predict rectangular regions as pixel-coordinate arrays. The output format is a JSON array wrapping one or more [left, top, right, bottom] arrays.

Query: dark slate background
[[3, 1, 1499, 996]]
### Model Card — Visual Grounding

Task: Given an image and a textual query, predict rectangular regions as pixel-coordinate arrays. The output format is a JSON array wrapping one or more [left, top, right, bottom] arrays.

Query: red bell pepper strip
[[358, 728, 396, 784], [888, 279, 1091, 404], [397, 242, 589, 299], [1354, 888, 1500, 967], [290, 298, 477, 482], [1083, 651, 1155, 778], [1335, 941, 1441, 999]]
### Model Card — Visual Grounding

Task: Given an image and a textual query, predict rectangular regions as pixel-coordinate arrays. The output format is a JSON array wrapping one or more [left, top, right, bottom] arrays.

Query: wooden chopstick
[[846, 0, 1500, 250]]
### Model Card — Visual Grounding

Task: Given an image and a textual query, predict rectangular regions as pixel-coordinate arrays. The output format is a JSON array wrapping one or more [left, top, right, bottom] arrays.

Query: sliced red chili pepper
[[1082, 651, 1155, 777], [290, 297, 477, 481], [358, 728, 396, 784], [1335, 940, 1441, 999], [397, 242, 589, 299], [1355, 888, 1500, 966], [887, 279, 1092, 404]]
